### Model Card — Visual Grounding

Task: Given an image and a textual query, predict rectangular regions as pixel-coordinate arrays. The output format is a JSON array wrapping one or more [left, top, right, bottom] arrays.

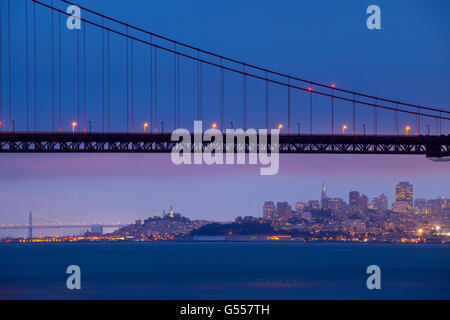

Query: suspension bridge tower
[[28, 211, 33, 240]]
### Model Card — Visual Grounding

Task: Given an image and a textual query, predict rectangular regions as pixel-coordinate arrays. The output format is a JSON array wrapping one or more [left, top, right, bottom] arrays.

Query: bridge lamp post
[[342, 125, 348, 135], [144, 122, 149, 133], [88, 120, 92, 133], [362, 123, 366, 136], [427, 124, 430, 135], [297, 122, 300, 134], [72, 122, 77, 133], [229, 122, 233, 129], [212, 123, 217, 129], [278, 124, 283, 134], [161, 121, 164, 133], [405, 125, 411, 136]]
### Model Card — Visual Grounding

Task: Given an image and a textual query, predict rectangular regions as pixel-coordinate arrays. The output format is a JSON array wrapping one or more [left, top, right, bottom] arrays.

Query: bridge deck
[[0, 133, 449, 157]]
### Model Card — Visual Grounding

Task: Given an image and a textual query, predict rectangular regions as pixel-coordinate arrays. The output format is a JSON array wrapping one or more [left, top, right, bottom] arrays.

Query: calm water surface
[[0, 242, 449, 299]]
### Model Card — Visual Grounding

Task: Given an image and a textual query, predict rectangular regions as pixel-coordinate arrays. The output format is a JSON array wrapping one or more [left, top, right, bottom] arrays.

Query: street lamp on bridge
[[143, 122, 149, 133], [278, 124, 283, 134], [342, 124, 348, 135], [405, 125, 411, 136], [72, 122, 77, 133]]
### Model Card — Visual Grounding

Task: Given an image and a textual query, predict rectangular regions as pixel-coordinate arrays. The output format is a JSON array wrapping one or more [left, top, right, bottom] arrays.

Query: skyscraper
[[321, 181, 328, 209], [396, 182, 413, 213], [263, 201, 276, 220], [349, 191, 360, 206], [276, 202, 293, 219]]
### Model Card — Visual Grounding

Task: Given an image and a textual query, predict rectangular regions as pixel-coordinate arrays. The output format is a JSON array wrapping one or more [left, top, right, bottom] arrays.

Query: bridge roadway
[[0, 132, 449, 158]]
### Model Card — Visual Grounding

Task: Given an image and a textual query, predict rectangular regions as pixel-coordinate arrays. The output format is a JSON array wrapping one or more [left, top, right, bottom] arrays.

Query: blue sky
[[0, 0, 449, 225]]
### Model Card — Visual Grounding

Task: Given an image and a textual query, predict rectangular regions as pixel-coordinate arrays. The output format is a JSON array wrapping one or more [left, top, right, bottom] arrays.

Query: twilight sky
[[0, 0, 449, 224]]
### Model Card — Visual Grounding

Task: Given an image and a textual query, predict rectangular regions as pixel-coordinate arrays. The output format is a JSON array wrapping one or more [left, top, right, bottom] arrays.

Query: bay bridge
[[0, 0, 449, 157], [0, 212, 128, 239]]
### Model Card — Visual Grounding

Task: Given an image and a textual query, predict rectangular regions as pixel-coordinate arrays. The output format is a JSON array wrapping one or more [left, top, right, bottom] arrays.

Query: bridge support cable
[[126, 26, 129, 132], [177, 54, 180, 128], [31, 0, 450, 128], [51, 0, 55, 132], [58, 8, 62, 132], [107, 29, 111, 132], [26, 0, 30, 132], [288, 77, 291, 135], [8, 0, 11, 132], [173, 43, 177, 130], [154, 47, 157, 132], [374, 98, 377, 135], [0, 1, 2, 131], [331, 86, 334, 135], [265, 71, 268, 132], [56, 0, 449, 118], [131, 38, 134, 132], [243, 64, 247, 130], [352, 93, 355, 136], [33, 0, 37, 131], [77, 29, 80, 132], [83, 22, 86, 133], [101, 17, 104, 132], [150, 35, 153, 132], [309, 84, 312, 135]]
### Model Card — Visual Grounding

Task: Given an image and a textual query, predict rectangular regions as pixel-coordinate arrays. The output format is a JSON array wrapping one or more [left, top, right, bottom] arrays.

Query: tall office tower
[[276, 201, 293, 219], [349, 191, 360, 206], [396, 182, 413, 213], [358, 194, 369, 212], [414, 198, 427, 214], [321, 181, 328, 209], [263, 201, 276, 220], [378, 194, 388, 212], [295, 201, 305, 215]]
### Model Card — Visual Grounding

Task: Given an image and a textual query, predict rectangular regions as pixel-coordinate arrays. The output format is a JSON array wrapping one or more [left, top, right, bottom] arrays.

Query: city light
[[144, 122, 149, 133], [72, 122, 77, 133], [308, 87, 313, 92], [331, 84, 336, 88], [418, 228, 423, 234], [342, 124, 348, 135], [405, 125, 411, 136]]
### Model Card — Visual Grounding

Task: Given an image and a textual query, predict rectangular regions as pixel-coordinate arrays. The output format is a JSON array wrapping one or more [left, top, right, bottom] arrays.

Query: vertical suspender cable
[[126, 27, 129, 132], [58, 8, 61, 132], [243, 64, 246, 130], [309, 83, 312, 135], [8, 0, 11, 132], [26, 0, 29, 132], [288, 77, 291, 135], [154, 47, 157, 132], [51, 0, 54, 132], [373, 98, 378, 135], [173, 43, 176, 129], [352, 93, 355, 135], [0, 0, 2, 130], [150, 35, 153, 132], [107, 29, 110, 132], [83, 23, 86, 132], [177, 54, 180, 128], [131, 38, 134, 132], [265, 71, 268, 132], [101, 17, 104, 132], [77, 30, 80, 132], [33, 0, 37, 131]]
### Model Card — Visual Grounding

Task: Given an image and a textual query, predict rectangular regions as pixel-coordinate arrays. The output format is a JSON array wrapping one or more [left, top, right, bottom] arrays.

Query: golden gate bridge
[[0, 0, 449, 157]]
